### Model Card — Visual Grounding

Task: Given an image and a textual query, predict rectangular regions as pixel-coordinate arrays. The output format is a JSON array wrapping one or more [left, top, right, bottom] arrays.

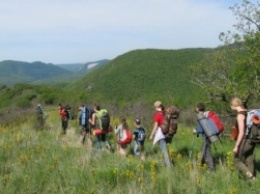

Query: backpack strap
[[237, 110, 249, 138]]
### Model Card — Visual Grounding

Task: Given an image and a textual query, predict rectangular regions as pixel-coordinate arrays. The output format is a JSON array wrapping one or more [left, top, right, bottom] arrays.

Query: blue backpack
[[81, 106, 90, 127], [137, 128, 146, 142]]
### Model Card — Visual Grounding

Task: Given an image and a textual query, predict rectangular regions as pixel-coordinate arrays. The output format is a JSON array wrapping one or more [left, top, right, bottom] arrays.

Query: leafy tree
[[191, 0, 260, 106]]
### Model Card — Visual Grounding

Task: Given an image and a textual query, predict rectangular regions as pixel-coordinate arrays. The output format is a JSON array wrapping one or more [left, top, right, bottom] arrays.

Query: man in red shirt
[[150, 101, 172, 168], [58, 104, 68, 134]]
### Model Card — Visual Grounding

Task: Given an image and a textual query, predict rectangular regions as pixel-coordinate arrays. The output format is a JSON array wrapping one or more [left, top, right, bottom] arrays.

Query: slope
[[0, 60, 70, 85], [69, 48, 212, 106]]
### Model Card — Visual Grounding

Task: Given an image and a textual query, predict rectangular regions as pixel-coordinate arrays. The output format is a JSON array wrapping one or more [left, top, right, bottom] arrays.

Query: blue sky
[[0, 0, 257, 63]]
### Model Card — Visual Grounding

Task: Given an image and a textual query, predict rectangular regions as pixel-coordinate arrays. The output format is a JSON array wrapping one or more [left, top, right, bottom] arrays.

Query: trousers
[[234, 139, 256, 176]]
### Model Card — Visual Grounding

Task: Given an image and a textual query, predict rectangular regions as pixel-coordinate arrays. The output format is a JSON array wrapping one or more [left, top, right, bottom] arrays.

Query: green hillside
[[69, 48, 212, 106], [0, 60, 70, 85]]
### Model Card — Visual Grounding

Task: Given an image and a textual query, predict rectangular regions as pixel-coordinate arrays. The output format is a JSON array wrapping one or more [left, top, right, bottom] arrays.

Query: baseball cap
[[154, 101, 162, 108]]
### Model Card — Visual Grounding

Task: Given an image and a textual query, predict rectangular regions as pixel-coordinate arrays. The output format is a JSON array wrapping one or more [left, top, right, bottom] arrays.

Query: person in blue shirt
[[133, 118, 146, 157], [193, 103, 215, 172]]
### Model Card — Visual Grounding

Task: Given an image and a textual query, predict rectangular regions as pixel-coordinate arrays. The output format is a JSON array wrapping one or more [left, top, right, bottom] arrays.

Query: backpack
[[204, 111, 224, 135], [161, 106, 179, 136], [65, 108, 72, 120], [245, 110, 260, 143], [197, 113, 219, 143], [96, 109, 110, 131], [137, 128, 146, 142], [119, 129, 132, 145], [81, 106, 90, 127]]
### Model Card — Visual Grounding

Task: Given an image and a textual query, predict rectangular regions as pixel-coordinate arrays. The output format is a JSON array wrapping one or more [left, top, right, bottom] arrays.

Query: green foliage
[[191, 0, 260, 110], [1, 110, 260, 193], [0, 84, 85, 109], [69, 49, 211, 107]]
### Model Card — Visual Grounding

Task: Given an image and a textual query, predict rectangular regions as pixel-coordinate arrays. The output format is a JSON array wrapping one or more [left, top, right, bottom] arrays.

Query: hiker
[[89, 105, 112, 151], [58, 104, 69, 134], [231, 97, 256, 180], [80, 105, 93, 145], [77, 105, 83, 126], [115, 117, 132, 156], [36, 104, 44, 130], [149, 101, 173, 168], [193, 103, 215, 172], [66, 105, 73, 120], [133, 118, 146, 157]]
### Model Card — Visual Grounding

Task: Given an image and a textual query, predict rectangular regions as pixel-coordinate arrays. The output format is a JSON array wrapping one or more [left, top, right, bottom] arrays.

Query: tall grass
[[0, 110, 260, 194]]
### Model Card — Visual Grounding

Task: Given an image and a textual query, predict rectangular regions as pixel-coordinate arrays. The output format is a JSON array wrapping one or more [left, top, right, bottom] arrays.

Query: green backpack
[[96, 109, 110, 131]]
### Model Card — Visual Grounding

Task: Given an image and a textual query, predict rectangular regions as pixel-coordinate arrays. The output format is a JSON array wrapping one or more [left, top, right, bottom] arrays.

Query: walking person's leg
[[95, 135, 102, 149], [243, 141, 256, 177], [159, 138, 172, 168], [234, 139, 255, 178], [204, 139, 215, 171], [133, 141, 140, 156]]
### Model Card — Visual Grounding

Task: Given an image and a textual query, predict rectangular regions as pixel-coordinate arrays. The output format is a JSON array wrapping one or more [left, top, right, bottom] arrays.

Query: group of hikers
[[36, 97, 260, 181]]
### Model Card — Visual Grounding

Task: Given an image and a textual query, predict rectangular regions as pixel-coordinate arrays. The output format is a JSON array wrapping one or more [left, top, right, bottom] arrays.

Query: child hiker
[[133, 118, 146, 157], [115, 117, 131, 156]]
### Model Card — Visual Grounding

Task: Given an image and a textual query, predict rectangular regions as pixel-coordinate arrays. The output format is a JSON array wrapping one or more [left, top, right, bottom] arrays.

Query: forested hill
[[69, 48, 213, 105], [0, 60, 70, 85]]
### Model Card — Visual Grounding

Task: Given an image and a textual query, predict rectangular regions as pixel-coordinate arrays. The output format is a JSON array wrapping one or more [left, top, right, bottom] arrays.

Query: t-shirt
[[153, 111, 164, 126]]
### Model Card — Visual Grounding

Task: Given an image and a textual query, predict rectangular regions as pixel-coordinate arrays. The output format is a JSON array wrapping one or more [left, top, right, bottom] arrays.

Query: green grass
[[1, 109, 260, 194]]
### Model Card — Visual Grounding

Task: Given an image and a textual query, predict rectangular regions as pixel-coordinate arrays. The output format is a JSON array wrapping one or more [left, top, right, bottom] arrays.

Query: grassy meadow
[[1, 108, 260, 194]]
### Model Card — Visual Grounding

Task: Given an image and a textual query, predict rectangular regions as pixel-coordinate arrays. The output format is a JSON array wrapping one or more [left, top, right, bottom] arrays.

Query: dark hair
[[160, 104, 165, 111], [135, 118, 141, 125], [94, 105, 101, 111], [58, 103, 62, 107], [196, 103, 205, 112]]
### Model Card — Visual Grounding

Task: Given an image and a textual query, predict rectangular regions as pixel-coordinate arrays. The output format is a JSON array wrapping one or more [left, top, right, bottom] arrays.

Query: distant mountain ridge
[[0, 60, 70, 85], [0, 59, 110, 86], [58, 59, 110, 74]]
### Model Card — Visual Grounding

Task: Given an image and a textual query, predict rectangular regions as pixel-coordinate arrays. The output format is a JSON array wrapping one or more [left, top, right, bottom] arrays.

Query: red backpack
[[119, 129, 132, 145], [204, 111, 224, 134]]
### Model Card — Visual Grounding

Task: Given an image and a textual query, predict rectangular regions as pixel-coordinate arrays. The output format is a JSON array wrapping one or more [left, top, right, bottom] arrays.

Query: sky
[[0, 0, 256, 63]]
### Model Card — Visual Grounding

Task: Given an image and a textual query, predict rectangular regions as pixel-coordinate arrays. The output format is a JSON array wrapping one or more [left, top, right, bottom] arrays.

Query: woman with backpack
[[115, 117, 132, 156], [231, 97, 256, 181], [89, 105, 111, 150], [149, 101, 172, 168]]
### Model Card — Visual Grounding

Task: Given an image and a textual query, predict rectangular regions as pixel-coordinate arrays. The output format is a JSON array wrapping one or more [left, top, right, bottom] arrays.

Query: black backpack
[[249, 124, 260, 144], [96, 109, 110, 131]]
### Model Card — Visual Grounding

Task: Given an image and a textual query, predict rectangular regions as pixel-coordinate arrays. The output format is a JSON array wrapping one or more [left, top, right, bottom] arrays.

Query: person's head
[[120, 116, 127, 125], [79, 105, 83, 110], [196, 103, 205, 113], [135, 118, 141, 126], [154, 101, 164, 112], [94, 104, 101, 112], [230, 97, 245, 111], [37, 104, 41, 107], [58, 104, 62, 109]]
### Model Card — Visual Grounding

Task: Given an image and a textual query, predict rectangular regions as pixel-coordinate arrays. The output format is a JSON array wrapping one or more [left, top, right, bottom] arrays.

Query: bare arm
[[233, 114, 245, 154], [149, 122, 158, 140], [114, 125, 121, 134], [89, 114, 96, 126]]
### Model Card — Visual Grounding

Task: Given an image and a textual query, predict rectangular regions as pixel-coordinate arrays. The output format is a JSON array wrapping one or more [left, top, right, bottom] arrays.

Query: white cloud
[[0, 0, 240, 63]]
